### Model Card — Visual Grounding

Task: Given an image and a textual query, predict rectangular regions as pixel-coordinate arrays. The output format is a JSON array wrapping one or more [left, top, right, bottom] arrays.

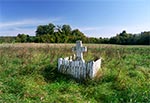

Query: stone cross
[[72, 40, 87, 61]]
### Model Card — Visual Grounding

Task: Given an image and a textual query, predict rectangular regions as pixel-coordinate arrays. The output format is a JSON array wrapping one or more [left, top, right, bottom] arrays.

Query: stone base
[[58, 58, 101, 79]]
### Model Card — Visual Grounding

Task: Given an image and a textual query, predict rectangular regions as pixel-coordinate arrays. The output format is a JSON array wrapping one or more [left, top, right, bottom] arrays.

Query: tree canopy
[[0, 23, 149, 45], [35, 23, 87, 43]]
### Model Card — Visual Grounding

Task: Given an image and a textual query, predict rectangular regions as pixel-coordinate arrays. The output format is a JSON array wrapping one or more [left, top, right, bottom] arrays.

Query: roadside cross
[[72, 40, 87, 61]]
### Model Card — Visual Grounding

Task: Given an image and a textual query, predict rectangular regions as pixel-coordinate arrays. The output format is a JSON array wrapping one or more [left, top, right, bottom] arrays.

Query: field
[[0, 43, 150, 102]]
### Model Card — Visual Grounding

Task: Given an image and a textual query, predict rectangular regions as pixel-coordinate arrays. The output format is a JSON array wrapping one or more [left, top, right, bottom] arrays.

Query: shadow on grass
[[41, 64, 76, 83], [41, 63, 99, 85]]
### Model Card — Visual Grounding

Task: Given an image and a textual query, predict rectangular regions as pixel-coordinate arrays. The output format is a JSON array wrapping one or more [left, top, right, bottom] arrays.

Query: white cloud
[[79, 27, 102, 31], [0, 27, 35, 36], [78, 24, 150, 38], [0, 17, 61, 36], [0, 17, 60, 28], [0, 18, 149, 37]]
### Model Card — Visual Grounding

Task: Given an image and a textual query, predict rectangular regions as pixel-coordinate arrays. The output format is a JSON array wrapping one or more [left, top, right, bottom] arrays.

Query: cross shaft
[[72, 40, 87, 61]]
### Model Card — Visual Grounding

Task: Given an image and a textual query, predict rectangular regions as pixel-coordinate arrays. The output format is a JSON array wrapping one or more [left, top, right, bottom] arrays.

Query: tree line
[[0, 23, 149, 45]]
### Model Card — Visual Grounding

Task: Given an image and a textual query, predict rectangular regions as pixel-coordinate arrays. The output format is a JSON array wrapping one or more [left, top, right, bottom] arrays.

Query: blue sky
[[0, 0, 150, 37]]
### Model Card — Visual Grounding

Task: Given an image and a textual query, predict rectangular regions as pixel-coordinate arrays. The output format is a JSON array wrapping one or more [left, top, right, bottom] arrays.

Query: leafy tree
[[36, 25, 46, 36], [36, 23, 55, 36], [119, 30, 127, 36], [16, 34, 29, 43], [70, 29, 87, 43], [0, 36, 16, 43], [109, 31, 150, 45], [33, 23, 150, 44], [47, 23, 55, 35], [27, 36, 36, 42], [135, 32, 150, 45], [61, 24, 72, 36]]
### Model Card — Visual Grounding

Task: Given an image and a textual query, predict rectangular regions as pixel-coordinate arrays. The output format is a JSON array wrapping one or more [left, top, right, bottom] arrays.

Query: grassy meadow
[[0, 43, 150, 102]]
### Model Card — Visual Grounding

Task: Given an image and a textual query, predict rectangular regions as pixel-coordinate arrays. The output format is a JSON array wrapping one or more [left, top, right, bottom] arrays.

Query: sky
[[0, 0, 150, 38]]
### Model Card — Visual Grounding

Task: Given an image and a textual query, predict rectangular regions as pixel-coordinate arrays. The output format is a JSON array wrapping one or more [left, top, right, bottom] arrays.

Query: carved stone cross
[[72, 40, 87, 61]]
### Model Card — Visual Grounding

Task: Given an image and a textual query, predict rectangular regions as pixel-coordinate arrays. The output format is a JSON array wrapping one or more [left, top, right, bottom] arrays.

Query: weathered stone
[[58, 40, 101, 79], [72, 40, 87, 62]]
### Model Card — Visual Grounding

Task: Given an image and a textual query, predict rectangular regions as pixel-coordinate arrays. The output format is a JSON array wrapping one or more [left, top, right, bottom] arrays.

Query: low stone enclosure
[[58, 40, 101, 79]]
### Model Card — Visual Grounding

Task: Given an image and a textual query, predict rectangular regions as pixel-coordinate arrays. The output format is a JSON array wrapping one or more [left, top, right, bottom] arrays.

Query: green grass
[[0, 43, 150, 102]]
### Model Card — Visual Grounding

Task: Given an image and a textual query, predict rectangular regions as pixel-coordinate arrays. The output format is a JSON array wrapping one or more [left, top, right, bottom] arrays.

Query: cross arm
[[82, 47, 87, 52], [72, 47, 76, 52]]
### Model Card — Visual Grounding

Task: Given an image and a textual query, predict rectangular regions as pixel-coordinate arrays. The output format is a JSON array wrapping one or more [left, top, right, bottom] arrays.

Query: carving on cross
[[72, 40, 87, 62]]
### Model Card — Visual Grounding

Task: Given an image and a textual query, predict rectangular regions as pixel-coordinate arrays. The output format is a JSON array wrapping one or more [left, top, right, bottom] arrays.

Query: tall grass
[[0, 43, 150, 102]]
